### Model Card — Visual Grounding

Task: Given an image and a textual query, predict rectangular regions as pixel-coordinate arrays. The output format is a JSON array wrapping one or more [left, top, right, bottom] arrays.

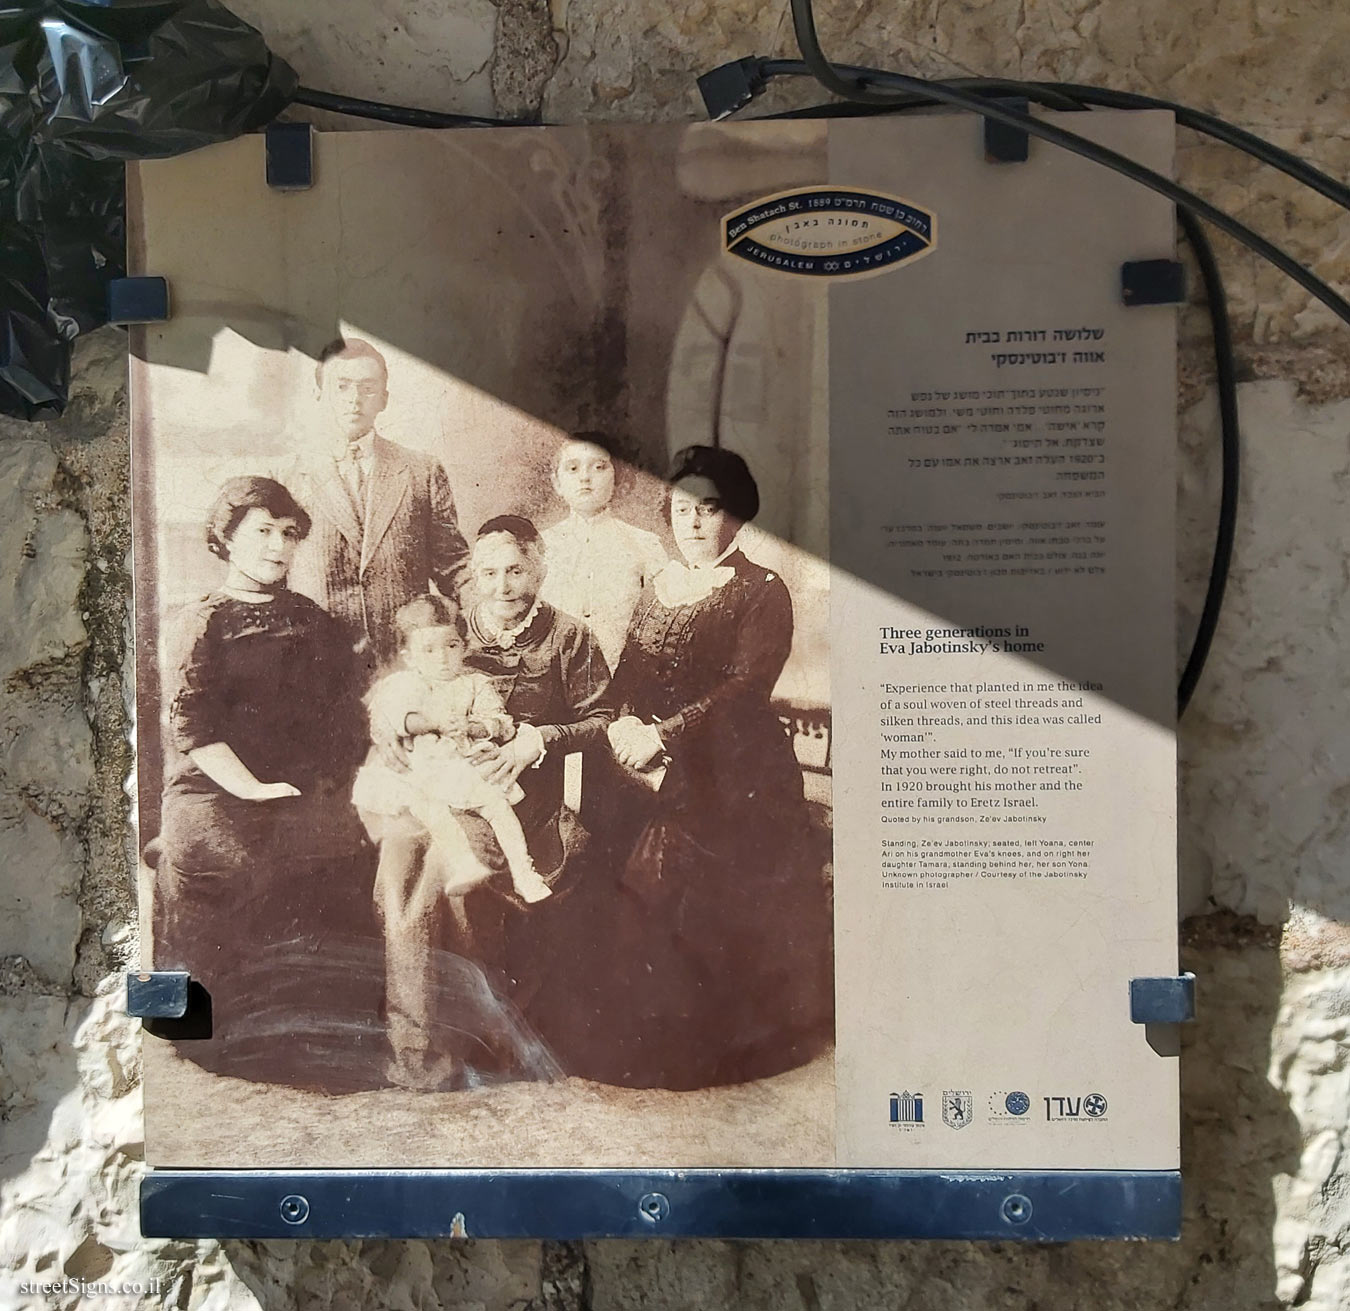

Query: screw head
[[638, 1192, 670, 1223], [1001, 1193, 1032, 1225], [279, 1194, 310, 1225]]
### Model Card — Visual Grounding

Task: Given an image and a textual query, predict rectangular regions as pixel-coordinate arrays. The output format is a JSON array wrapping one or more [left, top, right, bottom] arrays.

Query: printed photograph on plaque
[[129, 113, 1178, 1172]]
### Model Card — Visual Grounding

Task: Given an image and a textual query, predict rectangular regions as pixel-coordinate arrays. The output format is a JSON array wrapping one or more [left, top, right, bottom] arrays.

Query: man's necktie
[[341, 449, 366, 519]]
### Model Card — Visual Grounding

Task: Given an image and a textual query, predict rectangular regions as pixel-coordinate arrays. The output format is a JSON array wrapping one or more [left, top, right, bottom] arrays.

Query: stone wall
[[2, 1, 1348, 1306]]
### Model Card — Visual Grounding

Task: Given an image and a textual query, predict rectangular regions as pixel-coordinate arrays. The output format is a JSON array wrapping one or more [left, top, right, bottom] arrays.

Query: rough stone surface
[[491, 0, 560, 118], [1179, 381, 1350, 924], [2, 1, 1350, 1307], [230, 0, 499, 121]]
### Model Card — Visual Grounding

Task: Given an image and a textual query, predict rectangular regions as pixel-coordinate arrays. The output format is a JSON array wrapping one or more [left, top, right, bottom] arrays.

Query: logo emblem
[[889, 1090, 924, 1126], [723, 186, 937, 280], [942, 1090, 973, 1129], [1004, 1091, 1031, 1116], [1044, 1093, 1110, 1121]]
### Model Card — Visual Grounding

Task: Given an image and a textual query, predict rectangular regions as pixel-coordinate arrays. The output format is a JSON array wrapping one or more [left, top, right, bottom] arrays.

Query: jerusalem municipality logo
[[942, 1089, 973, 1129], [722, 186, 936, 280]]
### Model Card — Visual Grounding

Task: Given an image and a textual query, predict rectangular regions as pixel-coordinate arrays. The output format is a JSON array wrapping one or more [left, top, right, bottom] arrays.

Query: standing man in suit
[[286, 338, 469, 674]]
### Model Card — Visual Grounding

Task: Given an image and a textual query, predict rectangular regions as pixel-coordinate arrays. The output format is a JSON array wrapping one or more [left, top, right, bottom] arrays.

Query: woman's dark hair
[[475, 513, 540, 545], [474, 513, 545, 572], [394, 593, 468, 643], [206, 476, 311, 561], [665, 445, 760, 524]]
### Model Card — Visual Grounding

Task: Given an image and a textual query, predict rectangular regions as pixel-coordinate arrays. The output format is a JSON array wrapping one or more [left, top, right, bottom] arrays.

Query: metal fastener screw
[[1001, 1193, 1032, 1225], [638, 1192, 670, 1223], [279, 1194, 310, 1225]]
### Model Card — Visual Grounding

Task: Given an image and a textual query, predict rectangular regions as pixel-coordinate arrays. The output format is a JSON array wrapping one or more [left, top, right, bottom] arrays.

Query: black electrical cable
[[750, 43, 1242, 718], [292, 86, 530, 129], [754, 60, 1350, 214], [1176, 207, 1240, 715], [1044, 83, 1350, 213], [787, 0, 1350, 330], [759, 61, 1088, 112]]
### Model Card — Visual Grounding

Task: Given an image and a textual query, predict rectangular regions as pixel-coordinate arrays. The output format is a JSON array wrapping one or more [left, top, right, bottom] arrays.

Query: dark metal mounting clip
[[984, 97, 1030, 164], [266, 121, 315, 191], [107, 276, 170, 325], [125, 970, 190, 1020], [1121, 259, 1186, 306], [1129, 973, 1196, 1024]]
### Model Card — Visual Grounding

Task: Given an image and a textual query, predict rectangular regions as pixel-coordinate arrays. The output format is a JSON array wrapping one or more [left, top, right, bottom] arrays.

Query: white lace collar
[[653, 540, 740, 607], [473, 597, 543, 648]]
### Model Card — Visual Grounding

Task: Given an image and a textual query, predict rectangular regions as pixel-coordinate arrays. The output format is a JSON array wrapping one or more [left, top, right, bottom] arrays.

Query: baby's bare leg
[[476, 793, 552, 903], [407, 797, 494, 896]]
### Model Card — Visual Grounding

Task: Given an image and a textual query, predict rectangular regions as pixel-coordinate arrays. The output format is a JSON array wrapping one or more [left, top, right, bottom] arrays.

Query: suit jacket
[[282, 435, 469, 670]]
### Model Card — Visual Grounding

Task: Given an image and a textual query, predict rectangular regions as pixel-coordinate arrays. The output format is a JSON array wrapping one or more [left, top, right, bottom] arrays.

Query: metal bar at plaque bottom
[[141, 1168, 1181, 1241]]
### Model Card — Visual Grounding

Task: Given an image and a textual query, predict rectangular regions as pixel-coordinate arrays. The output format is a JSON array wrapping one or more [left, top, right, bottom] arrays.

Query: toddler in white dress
[[353, 594, 553, 905]]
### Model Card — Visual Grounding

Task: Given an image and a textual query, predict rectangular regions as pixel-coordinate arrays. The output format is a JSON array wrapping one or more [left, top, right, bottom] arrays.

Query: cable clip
[[698, 58, 767, 120]]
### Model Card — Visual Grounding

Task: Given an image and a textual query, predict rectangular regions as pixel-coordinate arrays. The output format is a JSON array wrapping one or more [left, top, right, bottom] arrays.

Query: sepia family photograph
[[131, 122, 836, 1167]]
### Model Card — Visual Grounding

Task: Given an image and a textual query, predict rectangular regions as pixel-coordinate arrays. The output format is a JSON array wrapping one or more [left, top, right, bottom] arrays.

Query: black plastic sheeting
[[2, 1, 296, 420]]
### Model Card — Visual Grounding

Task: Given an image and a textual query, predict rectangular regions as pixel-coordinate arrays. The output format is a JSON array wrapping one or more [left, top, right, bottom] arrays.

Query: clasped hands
[[371, 707, 543, 789], [464, 722, 544, 787], [607, 715, 665, 770]]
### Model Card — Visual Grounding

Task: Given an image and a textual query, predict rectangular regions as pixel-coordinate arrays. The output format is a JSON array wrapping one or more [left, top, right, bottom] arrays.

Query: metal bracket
[[126, 970, 189, 1019], [107, 276, 170, 325], [266, 121, 314, 191], [1130, 973, 1196, 1024], [141, 1168, 1182, 1241], [1121, 259, 1186, 306], [984, 97, 1030, 164]]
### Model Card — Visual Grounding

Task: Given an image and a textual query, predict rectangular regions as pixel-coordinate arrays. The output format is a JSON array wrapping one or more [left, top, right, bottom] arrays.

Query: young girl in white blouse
[[539, 432, 666, 671]]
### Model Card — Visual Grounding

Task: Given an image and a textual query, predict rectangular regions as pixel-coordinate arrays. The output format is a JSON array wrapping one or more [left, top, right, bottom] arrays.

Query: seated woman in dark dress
[[579, 445, 834, 1091], [152, 476, 380, 1089], [455, 518, 615, 1014]]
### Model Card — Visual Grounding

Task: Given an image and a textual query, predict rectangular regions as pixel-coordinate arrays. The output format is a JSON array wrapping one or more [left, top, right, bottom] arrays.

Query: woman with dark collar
[[154, 476, 381, 1089], [581, 445, 834, 1091], [460, 514, 614, 880]]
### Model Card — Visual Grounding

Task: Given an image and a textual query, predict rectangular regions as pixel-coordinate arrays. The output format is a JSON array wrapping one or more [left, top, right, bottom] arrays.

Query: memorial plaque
[[130, 113, 1181, 1237]]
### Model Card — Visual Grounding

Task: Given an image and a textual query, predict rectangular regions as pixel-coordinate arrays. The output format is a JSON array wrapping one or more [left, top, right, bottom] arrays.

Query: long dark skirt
[[528, 777, 836, 1091], [151, 787, 388, 1092]]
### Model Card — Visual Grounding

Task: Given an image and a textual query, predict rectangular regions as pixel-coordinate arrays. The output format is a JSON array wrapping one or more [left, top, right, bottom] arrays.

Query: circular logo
[[722, 186, 938, 281], [1084, 1093, 1108, 1118], [1004, 1091, 1031, 1116]]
